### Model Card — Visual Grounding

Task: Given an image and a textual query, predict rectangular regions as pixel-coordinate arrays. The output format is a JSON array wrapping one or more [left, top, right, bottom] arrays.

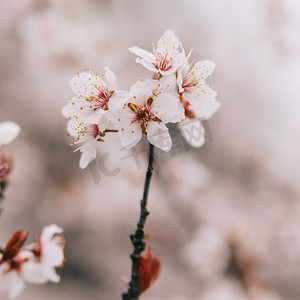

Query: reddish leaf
[[1, 230, 28, 262], [137, 247, 162, 296]]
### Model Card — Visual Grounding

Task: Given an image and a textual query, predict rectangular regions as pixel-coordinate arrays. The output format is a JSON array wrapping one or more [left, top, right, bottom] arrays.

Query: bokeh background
[[1, 0, 300, 299]]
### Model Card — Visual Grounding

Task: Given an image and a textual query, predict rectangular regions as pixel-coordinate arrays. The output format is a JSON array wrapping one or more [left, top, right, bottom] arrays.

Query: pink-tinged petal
[[156, 75, 177, 94], [129, 47, 155, 64], [130, 79, 158, 97], [40, 224, 63, 242], [70, 72, 105, 98], [157, 30, 180, 54], [108, 90, 130, 110], [0, 122, 20, 146], [147, 122, 172, 152], [190, 99, 221, 120], [192, 60, 216, 81], [152, 93, 183, 123], [117, 123, 142, 150], [178, 119, 205, 147], [136, 58, 158, 73], [104, 67, 117, 91], [78, 141, 97, 169]]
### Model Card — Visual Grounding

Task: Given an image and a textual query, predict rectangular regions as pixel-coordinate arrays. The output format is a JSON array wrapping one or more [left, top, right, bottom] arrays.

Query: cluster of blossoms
[[63, 30, 220, 168], [0, 122, 20, 186], [0, 224, 65, 299]]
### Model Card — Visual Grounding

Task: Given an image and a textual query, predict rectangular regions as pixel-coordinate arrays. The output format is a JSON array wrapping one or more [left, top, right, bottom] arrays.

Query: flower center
[[154, 52, 172, 72], [182, 70, 197, 92], [96, 88, 111, 110], [134, 106, 152, 124]]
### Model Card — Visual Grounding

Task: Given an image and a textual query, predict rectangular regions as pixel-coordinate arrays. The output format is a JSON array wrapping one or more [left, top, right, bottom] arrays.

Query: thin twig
[[122, 143, 155, 300]]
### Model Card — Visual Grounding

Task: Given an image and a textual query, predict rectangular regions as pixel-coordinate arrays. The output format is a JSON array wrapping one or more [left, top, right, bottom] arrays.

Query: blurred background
[[1, 0, 300, 299]]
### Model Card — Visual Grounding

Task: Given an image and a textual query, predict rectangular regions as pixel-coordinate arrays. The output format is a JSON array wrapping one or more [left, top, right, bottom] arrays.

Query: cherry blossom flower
[[137, 247, 161, 296], [66, 114, 113, 169], [176, 58, 220, 147], [0, 225, 65, 299], [0, 230, 29, 299], [129, 30, 184, 76], [0, 122, 20, 146], [111, 77, 184, 151], [22, 224, 66, 284], [177, 58, 220, 119], [63, 68, 129, 168], [62, 67, 129, 120]]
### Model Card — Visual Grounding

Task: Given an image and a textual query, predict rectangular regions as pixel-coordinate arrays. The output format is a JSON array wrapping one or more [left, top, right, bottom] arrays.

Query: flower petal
[[108, 90, 130, 111], [157, 30, 180, 54], [40, 224, 63, 243], [136, 58, 158, 73], [104, 67, 117, 91], [178, 119, 206, 147], [43, 243, 64, 267], [130, 79, 158, 98], [0, 270, 25, 299], [0, 122, 20, 146], [152, 93, 184, 123], [188, 98, 221, 119], [109, 107, 134, 129], [78, 141, 97, 169], [186, 83, 217, 104], [156, 75, 177, 94], [129, 47, 155, 64], [117, 123, 142, 150], [192, 60, 216, 81], [147, 122, 172, 152], [70, 72, 105, 98]]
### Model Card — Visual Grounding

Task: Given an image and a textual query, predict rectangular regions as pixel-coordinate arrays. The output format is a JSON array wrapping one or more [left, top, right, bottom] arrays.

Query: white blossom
[[129, 30, 184, 76], [0, 122, 20, 146], [23, 224, 65, 284], [177, 58, 220, 119], [0, 225, 65, 299], [111, 77, 184, 151], [62, 67, 129, 120]]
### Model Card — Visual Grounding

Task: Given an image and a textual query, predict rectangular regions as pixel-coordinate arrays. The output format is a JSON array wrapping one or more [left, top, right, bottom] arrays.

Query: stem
[[122, 143, 155, 300]]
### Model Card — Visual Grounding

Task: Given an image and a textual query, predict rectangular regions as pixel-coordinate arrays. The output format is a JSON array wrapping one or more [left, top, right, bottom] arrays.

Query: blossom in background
[[0, 225, 65, 299], [0, 230, 29, 298], [0, 122, 20, 184], [111, 77, 184, 151], [0, 122, 20, 147], [129, 30, 184, 75], [23, 224, 65, 284], [138, 247, 161, 296]]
